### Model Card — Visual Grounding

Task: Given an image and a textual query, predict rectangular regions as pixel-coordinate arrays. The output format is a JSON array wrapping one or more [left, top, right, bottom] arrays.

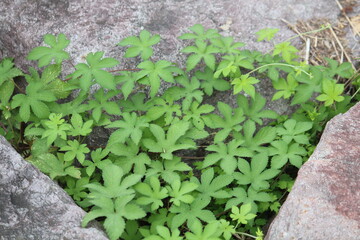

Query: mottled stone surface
[[0, 136, 108, 240], [265, 102, 360, 240]]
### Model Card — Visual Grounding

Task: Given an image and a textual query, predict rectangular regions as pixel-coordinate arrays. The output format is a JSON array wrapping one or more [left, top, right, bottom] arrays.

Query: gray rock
[[0, 136, 108, 240], [265, 102, 360, 240]]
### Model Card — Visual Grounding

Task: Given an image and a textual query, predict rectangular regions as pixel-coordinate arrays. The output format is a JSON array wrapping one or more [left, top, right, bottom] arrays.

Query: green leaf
[[135, 176, 168, 211], [190, 168, 233, 201], [85, 164, 142, 199], [137, 60, 176, 97], [67, 113, 93, 136], [183, 101, 214, 130], [195, 67, 231, 96], [231, 74, 259, 98], [269, 140, 307, 168], [144, 225, 183, 240], [110, 140, 151, 175], [65, 177, 90, 201], [146, 97, 181, 125], [88, 89, 121, 122], [119, 93, 153, 112], [324, 57, 354, 78], [60, 139, 90, 164], [27, 33, 70, 67], [203, 101, 245, 143], [71, 51, 119, 91], [236, 120, 277, 155], [11, 82, 56, 122], [316, 79, 345, 106], [29, 153, 81, 179], [185, 220, 222, 240], [179, 24, 220, 41], [211, 36, 245, 54], [115, 71, 142, 99], [233, 152, 280, 190], [170, 198, 215, 229], [202, 140, 253, 174], [118, 30, 160, 60], [277, 119, 312, 144], [272, 74, 299, 100], [0, 58, 22, 103], [167, 178, 198, 206], [121, 221, 143, 240], [41, 113, 72, 146], [230, 204, 256, 225], [255, 28, 279, 41], [182, 40, 219, 71], [236, 93, 278, 125], [292, 67, 322, 105], [143, 121, 195, 160], [273, 42, 298, 63], [217, 220, 236, 240], [82, 148, 112, 177], [225, 186, 272, 212], [107, 112, 149, 145]]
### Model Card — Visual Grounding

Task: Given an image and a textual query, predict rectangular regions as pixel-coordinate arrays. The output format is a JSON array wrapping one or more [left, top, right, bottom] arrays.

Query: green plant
[[0, 23, 357, 240]]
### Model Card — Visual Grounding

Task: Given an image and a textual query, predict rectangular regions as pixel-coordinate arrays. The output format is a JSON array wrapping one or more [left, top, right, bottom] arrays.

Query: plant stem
[[247, 63, 311, 77]]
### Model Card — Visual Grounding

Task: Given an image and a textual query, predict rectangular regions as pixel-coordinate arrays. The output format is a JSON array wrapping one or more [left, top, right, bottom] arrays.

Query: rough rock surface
[[265, 102, 360, 240], [0, 136, 108, 240]]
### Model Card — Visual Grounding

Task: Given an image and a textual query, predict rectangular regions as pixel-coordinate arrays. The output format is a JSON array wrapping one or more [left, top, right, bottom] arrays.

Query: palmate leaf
[[137, 60, 176, 98], [65, 177, 89, 201], [236, 93, 279, 125], [236, 120, 277, 155], [88, 89, 121, 122], [167, 179, 198, 206], [269, 140, 307, 168], [164, 75, 204, 111], [316, 79, 345, 106], [27, 33, 70, 67], [118, 30, 160, 60], [233, 152, 280, 190], [110, 140, 151, 175], [41, 113, 71, 146], [272, 74, 299, 100], [231, 74, 259, 98], [85, 164, 142, 199], [230, 204, 256, 225], [146, 157, 192, 183], [195, 67, 231, 96], [183, 101, 215, 130], [324, 57, 354, 78], [135, 176, 168, 211], [190, 168, 234, 201], [115, 71, 142, 99], [82, 148, 112, 177], [142, 121, 196, 160], [255, 28, 279, 41], [225, 186, 273, 212], [182, 40, 220, 71], [29, 153, 81, 179], [202, 139, 253, 174], [210, 36, 245, 54], [71, 51, 119, 91], [121, 221, 143, 240], [179, 24, 220, 42], [185, 220, 222, 240], [203, 101, 245, 143], [106, 112, 150, 146], [11, 82, 57, 122], [273, 41, 298, 63], [146, 97, 181, 125], [170, 198, 215, 229], [144, 225, 183, 240], [59, 139, 90, 164], [82, 194, 146, 240], [277, 119, 312, 144], [67, 113, 93, 136], [119, 92, 153, 112], [291, 66, 322, 105], [0, 58, 22, 104]]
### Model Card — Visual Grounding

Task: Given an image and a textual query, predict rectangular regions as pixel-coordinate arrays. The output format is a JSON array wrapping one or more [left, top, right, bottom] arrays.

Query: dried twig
[[335, 0, 360, 36]]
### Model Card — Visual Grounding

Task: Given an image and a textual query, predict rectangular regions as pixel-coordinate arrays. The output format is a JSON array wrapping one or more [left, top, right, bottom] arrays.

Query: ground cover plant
[[0, 23, 358, 240]]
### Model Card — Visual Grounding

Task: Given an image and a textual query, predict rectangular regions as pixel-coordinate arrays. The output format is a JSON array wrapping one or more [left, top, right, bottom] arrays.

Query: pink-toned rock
[[265, 102, 360, 240]]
